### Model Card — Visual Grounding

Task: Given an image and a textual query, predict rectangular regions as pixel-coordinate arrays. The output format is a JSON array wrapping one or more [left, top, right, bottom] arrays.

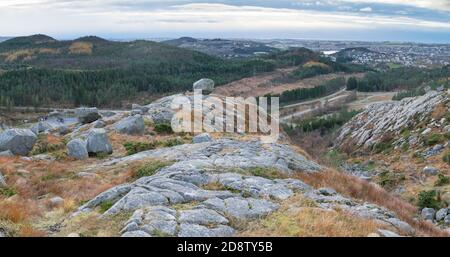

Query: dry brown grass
[[240, 195, 384, 237], [69, 42, 93, 55], [294, 169, 449, 237]]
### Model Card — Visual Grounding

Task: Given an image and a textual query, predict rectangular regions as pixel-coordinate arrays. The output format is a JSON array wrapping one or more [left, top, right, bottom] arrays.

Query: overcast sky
[[0, 0, 449, 43]]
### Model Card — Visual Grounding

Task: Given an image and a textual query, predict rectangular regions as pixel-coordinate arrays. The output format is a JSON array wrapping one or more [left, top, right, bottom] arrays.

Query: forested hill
[[0, 35, 336, 108]]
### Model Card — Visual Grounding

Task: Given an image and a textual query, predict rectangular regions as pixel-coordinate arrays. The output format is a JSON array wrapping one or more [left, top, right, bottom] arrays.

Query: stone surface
[[336, 91, 448, 151], [193, 78, 215, 93], [423, 166, 439, 176], [0, 129, 38, 156], [50, 196, 64, 206], [378, 229, 402, 237], [193, 133, 213, 144], [0, 150, 13, 157], [31, 121, 52, 134], [0, 171, 6, 188], [67, 138, 89, 160], [86, 129, 112, 155], [421, 208, 436, 221], [436, 208, 448, 221], [115, 115, 145, 135], [75, 107, 101, 124]]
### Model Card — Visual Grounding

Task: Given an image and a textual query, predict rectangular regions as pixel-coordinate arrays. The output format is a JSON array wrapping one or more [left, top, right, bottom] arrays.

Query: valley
[[0, 34, 449, 238]]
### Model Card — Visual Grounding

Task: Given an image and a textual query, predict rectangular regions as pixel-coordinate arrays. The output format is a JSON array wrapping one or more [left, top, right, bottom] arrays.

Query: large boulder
[[115, 115, 145, 135], [0, 129, 38, 156], [86, 129, 112, 155], [67, 138, 89, 160], [75, 107, 101, 124], [193, 78, 215, 94]]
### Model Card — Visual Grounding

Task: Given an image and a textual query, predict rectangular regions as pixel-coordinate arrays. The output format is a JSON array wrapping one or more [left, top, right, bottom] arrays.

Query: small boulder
[[115, 115, 145, 135], [193, 133, 212, 144], [421, 128, 432, 135], [421, 208, 436, 221], [67, 139, 89, 160], [67, 233, 80, 237], [436, 208, 448, 221], [193, 78, 215, 94], [49, 196, 64, 207], [423, 166, 439, 176], [75, 107, 101, 124], [0, 129, 38, 156], [86, 129, 113, 155]]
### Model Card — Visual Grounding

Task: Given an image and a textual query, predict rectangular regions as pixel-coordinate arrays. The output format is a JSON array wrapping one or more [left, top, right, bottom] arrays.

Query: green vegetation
[[247, 167, 282, 180], [424, 133, 445, 146], [284, 109, 360, 133], [444, 151, 450, 165], [123, 141, 156, 155], [0, 187, 17, 197], [159, 138, 184, 148], [269, 77, 347, 105], [346, 77, 358, 91], [132, 161, 173, 179], [0, 36, 363, 108], [417, 190, 440, 209], [377, 170, 405, 190], [99, 201, 115, 214], [349, 66, 449, 92], [434, 174, 450, 187], [154, 123, 174, 134], [393, 88, 426, 101]]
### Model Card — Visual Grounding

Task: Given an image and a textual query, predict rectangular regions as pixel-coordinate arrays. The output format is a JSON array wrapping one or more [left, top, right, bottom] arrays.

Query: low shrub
[[123, 141, 156, 155], [424, 133, 444, 146], [434, 174, 450, 187], [417, 190, 440, 209], [154, 123, 173, 134], [444, 151, 450, 165], [132, 161, 173, 179]]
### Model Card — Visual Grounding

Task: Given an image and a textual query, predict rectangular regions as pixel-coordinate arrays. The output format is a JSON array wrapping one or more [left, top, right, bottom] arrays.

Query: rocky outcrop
[[75, 107, 101, 124], [86, 129, 112, 155], [336, 91, 448, 151], [67, 138, 89, 160], [193, 78, 215, 94], [114, 115, 145, 135], [0, 129, 38, 156], [74, 138, 415, 237], [145, 94, 183, 124]]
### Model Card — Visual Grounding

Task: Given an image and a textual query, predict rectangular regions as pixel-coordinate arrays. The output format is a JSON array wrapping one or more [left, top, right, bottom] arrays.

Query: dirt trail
[[213, 68, 365, 97]]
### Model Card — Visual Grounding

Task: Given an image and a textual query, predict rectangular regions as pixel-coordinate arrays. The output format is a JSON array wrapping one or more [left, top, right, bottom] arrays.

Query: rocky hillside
[[335, 90, 450, 230], [0, 90, 449, 237]]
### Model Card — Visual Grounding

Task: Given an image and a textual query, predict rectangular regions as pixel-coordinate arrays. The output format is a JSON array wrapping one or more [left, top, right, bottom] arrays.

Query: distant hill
[[0, 35, 325, 108], [0, 34, 225, 70], [162, 37, 278, 58]]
